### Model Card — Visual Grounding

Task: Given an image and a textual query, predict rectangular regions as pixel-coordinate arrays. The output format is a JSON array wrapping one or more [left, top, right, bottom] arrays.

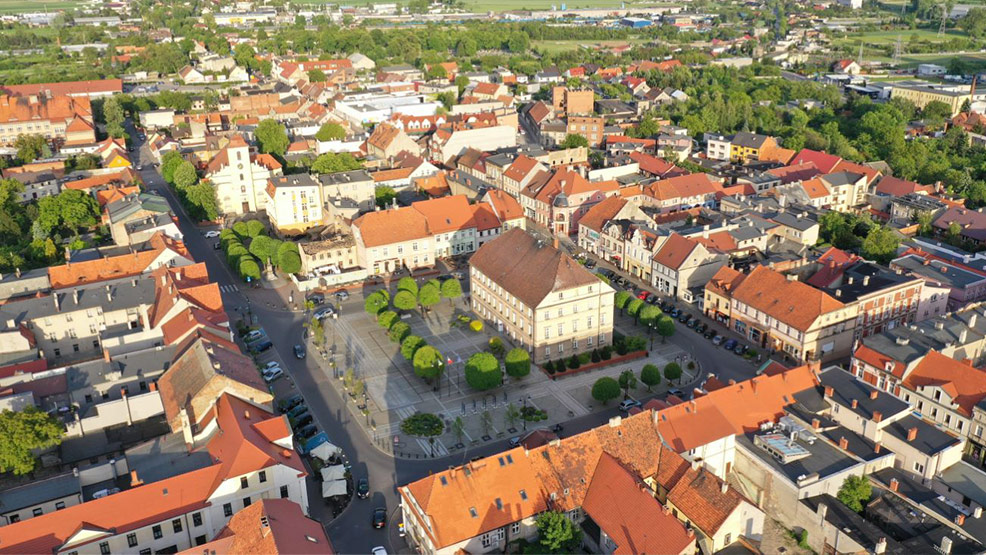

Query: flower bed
[[539, 350, 648, 379]]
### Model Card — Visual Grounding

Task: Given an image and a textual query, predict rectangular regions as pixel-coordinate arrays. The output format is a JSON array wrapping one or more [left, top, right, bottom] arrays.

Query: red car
[[637, 291, 650, 301]]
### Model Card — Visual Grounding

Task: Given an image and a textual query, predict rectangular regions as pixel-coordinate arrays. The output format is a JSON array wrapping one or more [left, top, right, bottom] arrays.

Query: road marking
[[220, 284, 239, 293]]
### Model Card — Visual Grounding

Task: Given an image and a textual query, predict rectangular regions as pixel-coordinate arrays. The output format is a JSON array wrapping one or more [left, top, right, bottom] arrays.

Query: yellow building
[[890, 83, 971, 116], [728, 132, 777, 163]]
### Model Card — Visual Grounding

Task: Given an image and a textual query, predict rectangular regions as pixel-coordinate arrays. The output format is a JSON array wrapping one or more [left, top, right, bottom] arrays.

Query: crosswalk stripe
[[219, 284, 239, 293]]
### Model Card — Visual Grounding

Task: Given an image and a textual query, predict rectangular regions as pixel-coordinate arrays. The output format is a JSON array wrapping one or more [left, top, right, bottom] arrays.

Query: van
[[251, 340, 273, 354]]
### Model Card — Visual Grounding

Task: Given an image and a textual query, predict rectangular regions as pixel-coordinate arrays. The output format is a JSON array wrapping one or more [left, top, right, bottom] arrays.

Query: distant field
[[296, 0, 641, 9], [533, 38, 647, 54], [832, 29, 969, 47], [863, 51, 986, 70], [0, 0, 83, 12]]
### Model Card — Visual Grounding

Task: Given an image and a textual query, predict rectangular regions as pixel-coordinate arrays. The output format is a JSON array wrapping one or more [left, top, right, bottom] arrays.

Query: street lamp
[[648, 321, 654, 350], [522, 396, 527, 431]]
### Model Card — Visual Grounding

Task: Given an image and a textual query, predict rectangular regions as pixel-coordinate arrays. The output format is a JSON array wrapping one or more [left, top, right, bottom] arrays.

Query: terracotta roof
[[503, 155, 539, 183], [367, 123, 401, 151], [874, 175, 934, 197], [662, 461, 749, 537], [411, 195, 475, 234], [415, 172, 450, 197], [629, 151, 677, 177], [63, 168, 138, 192], [95, 185, 141, 207], [694, 230, 737, 252], [469, 228, 605, 308], [652, 233, 700, 270], [766, 162, 821, 184], [183, 499, 333, 555], [800, 178, 830, 200], [645, 172, 722, 202], [582, 454, 695, 555], [854, 343, 906, 379], [48, 232, 188, 289], [729, 266, 843, 332], [705, 266, 745, 298], [833, 159, 882, 184], [484, 189, 524, 222], [206, 394, 305, 482], [524, 101, 551, 124], [789, 148, 842, 174], [353, 206, 430, 247], [806, 247, 860, 288], [0, 79, 122, 98], [901, 351, 986, 417], [370, 167, 414, 183], [655, 364, 818, 452], [579, 195, 628, 233], [470, 203, 501, 232]]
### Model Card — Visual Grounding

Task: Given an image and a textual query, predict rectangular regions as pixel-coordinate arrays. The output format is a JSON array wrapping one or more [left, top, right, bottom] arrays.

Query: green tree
[[663, 362, 682, 384], [640, 363, 661, 391], [618, 369, 637, 399], [389, 321, 411, 343], [418, 281, 441, 309], [861, 227, 900, 265], [837, 475, 872, 513], [393, 289, 417, 311], [375, 186, 397, 208], [923, 100, 954, 126], [14, 134, 48, 164], [426, 64, 448, 80], [626, 298, 644, 321], [0, 408, 63, 475], [465, 352, 502, 390], [276, 242, 302, 274], [559, 134, 589, 149], [397, 276, 419, 296], [185, 183, 219, 221], [248, 235, 278, 264], [591, 377, 620, 404], [639, 304, 661, 327], [311, 152, 362, 174], [505, 348, 531, 378], [307, 69, 327, 82], [173, 161, 198, 189], [401, 334, 426, 361], [364, 290, 389, 315], [246, 220, 266, 237], [534, 511, 583, 554], [160, 151, 184, 183], [315, 123, 346, 141], [656, 315, 675, 343], [255, 119, 290, 157], [614, 290, 631, 313], [377, 310, 399, 329], [400, 412, 444, 437], [238, 257, 261, 281], [413, 345, 445, 381], [440, 278, 462, 304]]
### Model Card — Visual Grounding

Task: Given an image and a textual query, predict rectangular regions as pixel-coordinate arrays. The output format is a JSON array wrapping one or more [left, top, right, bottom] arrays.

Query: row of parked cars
[[653, 294, 755, 357]]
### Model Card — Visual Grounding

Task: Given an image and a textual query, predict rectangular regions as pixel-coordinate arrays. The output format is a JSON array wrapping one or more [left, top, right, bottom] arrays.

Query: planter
[[539, 350, 648, 378]]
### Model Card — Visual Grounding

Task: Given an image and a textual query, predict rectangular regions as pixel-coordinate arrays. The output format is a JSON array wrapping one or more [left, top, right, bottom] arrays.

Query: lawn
[[831, 28, 969, 47], [865, 51, 986, 70], [0, 0, 83, 11]]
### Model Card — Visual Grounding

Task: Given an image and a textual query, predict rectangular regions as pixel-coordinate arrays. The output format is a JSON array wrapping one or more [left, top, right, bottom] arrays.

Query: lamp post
[[648, 321, 654, 350], [522, 396, 527, 431]]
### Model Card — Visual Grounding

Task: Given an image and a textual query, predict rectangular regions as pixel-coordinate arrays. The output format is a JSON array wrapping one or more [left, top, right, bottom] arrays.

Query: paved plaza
[[313, 298, 700, 458]]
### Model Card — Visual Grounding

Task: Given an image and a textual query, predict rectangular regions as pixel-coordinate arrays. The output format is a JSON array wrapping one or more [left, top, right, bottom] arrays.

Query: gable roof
[[484, 189, 524, 222], [353, 206, 430, 247], [902, 351, 986, 417], [766, 162, 821, 184], [652, 233, 700, 270], [579, 195, 628, 232], [184, 499, 333, 555], [48, 232, 188, 289], [790, 149, 842, 174], [730, 266, 844, 332], [875, 175, 934, 197], [469, 228, 604, 307]]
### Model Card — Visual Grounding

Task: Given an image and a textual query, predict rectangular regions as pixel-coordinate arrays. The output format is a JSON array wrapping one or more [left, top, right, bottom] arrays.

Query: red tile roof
[[854, 343, 907, 379], [485, 189, 524, 222], [48, 232, 189, 289], [579, 195, 628, 233], [901, 351, 986, 417], [789, 149, 842, 173], [652, 233, 700, 270], [0, 79, 122, 98], [183, 499, 333, 555], [874, 175, 934, 197], [353, 206, 430, 247], [730, 266, 843, 332], [766, 162, 821, 184]]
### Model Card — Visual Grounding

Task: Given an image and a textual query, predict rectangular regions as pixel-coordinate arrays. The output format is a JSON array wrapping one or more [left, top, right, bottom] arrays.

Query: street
[[129, 123, 765, 553]]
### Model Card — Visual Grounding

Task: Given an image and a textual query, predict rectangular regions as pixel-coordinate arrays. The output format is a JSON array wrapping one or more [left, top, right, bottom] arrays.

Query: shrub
[[600, 345, 612, 360], [591, 377, 620, 404], [505, 348, 531, 378], [412, 345, 444, 381], [464, 352, 502, 390], [488, 336, 505, 358], [232, 221, 249, 237], [626, 298, 644, 319], [238, 257, 261, 282], [567, 355, 580, 370], [401, 335, 425, 361], [377, 310, 398, 329], [624, 335, 647, 351], [554, 359, 566, 372], [614, 338, 629, 356], [400, 412, 444, 437], [590, 349, 601, 363], [245, 219, 266, 237], [469, 320, 484, 332], [389, 322, 411, 343]]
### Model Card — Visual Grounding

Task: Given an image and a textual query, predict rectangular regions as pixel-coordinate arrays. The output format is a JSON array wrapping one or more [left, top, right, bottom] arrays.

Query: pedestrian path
[[220, 284, 239, 293]]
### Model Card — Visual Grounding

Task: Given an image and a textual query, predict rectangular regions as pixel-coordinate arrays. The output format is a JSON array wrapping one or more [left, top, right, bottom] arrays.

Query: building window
[[280, 485, 289, 498], [192, 512, 202, 527], [196, 535, 207, 546], [32, 508, 42, 517], [153, 525, 162, 539], [223, 503, 233, 517], [55, 502, 65, 510], [241, 477, 249, 489], [127, 533, 138, 548], [8, 515, 18, 523], [510, 522, 521, 536], [259, 471, 267, 483], [173, 519, 182, 533], [914, 461, 925, 474], [99, 542, 110, 555], [243, 497, 251, 508]]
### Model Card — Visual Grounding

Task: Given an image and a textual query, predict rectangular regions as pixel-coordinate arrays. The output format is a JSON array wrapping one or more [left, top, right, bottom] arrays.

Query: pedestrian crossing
[[219, 284, 239, 293]]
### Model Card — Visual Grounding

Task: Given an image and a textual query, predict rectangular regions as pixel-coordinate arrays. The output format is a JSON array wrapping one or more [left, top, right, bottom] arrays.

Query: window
[[32, 508, 42, 517], [511, 522, 521, 536], [259, 471, 267, 483], [153, 525, 162, 539], [241, 477, 249, 489], [127, 533, 138, 548], [192, 512, 202, 527], [172, 519, 182, 533], [8, 515, 18, 524], [914, 461, 925, 473], [99, 542, 110, 555], [139, 550, 151, 555], [55, 502, 65, 510], [223, 503, 233, 517], [243, 497, 251, 508], [280, 485, 289, 498], [195, 535, 207, 546]]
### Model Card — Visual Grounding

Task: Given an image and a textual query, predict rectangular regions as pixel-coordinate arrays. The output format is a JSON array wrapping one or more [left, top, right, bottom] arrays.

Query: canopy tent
[[320, 464, 346, 482], [309, 439, 342, 461], [321, 479, 348, 498]]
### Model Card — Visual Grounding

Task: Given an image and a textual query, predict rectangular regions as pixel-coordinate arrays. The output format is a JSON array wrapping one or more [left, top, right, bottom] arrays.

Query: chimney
[[53, 292, 60, 312], [663, 504, 672, 515], [839, 436, 849, 450], [150, 381, 157, 392], [687, 527, 695, 538], [873, 411, 883, 423], [130, 469, 143, 487], [103, 348, 111, 362], [874, 442, 881, 453], [907, 427, 918, 442], [553, 237, 559, 250], [890, 478, 899, 492], [691, 459, 700, 471], [942, 536, 953, 555], [720, 481, 729, 494], [956, 514, 966, 526], [875, 537, 887, 555], [811, 418, 821, 429], [864, 275, 870, 286], [851, 399, 858, 409], [824, 386, 834, 397], [870, 389, 878, 400], [816, 502, 828, 520]]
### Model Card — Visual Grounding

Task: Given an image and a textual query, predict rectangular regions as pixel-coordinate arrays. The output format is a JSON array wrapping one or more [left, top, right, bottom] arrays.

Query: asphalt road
[[129, 122, 764, 553]]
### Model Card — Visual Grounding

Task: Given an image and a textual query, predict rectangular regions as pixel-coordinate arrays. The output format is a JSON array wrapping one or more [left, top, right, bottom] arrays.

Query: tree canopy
[[0, 408, 63, 475], [533, 511, 583, 554], [591, 377, 620, 404], [315, 123, 347, 142], [255, 119, 290, 157], [413, 345, 445, 381], [465, 352, 502, 390], [505, 348, 531, 378], [400, 412, 444, 437], [837, 475, 872, 513], [641, 364, 661, 391]]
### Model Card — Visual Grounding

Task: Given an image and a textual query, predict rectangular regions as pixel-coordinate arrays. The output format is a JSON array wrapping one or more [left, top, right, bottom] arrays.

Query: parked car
[[372, 508, 387, 529], [278, 394, 304, 413], [733, 344, 748, 356], [712, 334, 724, 345], [436, 274, 452, 281], [660, 302, 673, 313], [294, 344, 306, 359], [372, 547, 388, 555], [452, 271, 465, 279], [678, 313, 692, 324], [646, 295, 660, 304], [244, 330, 264, 342], [314, 307, 334, 320], [213, 242, 221, 250], [584, 260, 596, 269], [356, 477, 370, 499], [723, 338, 738, 350], [294, 414, 313, 428], [294, 424, 317, 442], [288, 404, 309, 418], [263, 361, 281, 371], [251, 340, 273, 354], [704, 329, 716, 339], [508, 436, 521, 447], [669, 308, 681, 318], [687, 318, 700, 329], [262, 368, 283, 383], [637, 291, 650, 301], [618, 399, 642, 412], [551, 423, 564, 433], [307, 293, 325, 305], [695, 322, 708, 334], [667, 388, 686, 399], [334, 290, 350, 301], [204, 230, 221, 238]]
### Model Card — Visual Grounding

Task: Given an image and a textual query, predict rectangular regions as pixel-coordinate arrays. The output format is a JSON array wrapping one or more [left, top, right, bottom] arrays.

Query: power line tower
[[894, 35, 903, 66], [857, 41, 864, 66], [939, 3, 948, 36]]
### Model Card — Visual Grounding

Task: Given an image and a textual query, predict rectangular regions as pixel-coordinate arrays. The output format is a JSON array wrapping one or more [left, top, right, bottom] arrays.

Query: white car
[[262, 368, 283, 383], [204, 230, 221, 238], [371, 547, 388, 555], [262, 361, 281, 371]]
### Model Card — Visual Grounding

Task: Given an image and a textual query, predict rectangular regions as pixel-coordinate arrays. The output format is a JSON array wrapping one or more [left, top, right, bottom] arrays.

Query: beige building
[[890, 83, 971, 116], [469, 228, 614, 363], [205, 136, 283, 215], [651, 233, 728, 302], [264, 174, 324, 233]]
